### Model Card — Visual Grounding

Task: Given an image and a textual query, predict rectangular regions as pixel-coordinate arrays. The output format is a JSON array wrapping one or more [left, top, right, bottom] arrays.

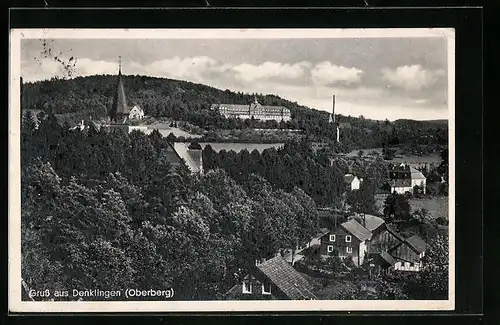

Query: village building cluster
[[318, 214, 426, 272]]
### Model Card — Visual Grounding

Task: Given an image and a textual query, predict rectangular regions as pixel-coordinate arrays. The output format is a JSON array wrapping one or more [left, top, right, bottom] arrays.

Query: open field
[[375, 195, 449, 219], [144, 123, 203, 139], [347, 147, 442, 166]]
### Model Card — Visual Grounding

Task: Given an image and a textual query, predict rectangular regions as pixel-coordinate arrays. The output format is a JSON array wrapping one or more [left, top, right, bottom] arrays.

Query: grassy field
[[375, 195, 449, 219], [347, 147, 442, 166], [144, 123, 203, 139]]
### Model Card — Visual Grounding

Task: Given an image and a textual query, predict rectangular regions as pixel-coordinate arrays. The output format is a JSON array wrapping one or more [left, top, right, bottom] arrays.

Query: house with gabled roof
[[344, 173, 362, 191], [389, 234, 427, 272], [387, 163, 427, 194], [320, 211, 428, 272], [319, 218, 372, 266], [225, 256, 317, 300]]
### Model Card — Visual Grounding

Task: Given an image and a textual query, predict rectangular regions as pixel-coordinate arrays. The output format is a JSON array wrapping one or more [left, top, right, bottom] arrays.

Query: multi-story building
[[211, 97, 291, 122]]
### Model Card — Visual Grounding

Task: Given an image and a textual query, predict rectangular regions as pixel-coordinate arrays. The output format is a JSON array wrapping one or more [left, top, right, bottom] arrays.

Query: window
[[242, 281, 252, 294], [346, 247, 353, 253], [327, 245, 334, 253], [329, 234, 336, 242], [262, 282, 272, 295], [345, 235, 352, 242]]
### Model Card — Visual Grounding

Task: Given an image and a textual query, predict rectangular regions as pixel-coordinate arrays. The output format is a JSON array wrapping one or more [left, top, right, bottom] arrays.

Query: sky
[[20, 35, 450, 121]]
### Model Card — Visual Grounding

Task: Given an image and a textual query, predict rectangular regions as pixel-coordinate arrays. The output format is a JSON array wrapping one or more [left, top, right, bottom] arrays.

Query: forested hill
[[21, 75, 448, 150], [21, 74, 323, 120]]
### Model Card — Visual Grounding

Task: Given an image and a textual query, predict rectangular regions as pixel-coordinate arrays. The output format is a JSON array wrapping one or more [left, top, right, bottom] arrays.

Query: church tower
[[109, 56, 129, 123]]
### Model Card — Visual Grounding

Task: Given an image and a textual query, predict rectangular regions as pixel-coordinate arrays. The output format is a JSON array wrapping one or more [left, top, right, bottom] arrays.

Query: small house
[[128, 105, 145, 120], [387, 163, 427, 194], [225, 256, 317, 300], [344, 174, 362, 191], [319, 219, 372, 266], [390, 234, 427, 272]]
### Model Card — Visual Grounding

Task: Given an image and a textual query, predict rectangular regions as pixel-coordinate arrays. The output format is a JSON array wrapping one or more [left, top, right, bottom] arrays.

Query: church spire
[[109, 56, 129, 123]]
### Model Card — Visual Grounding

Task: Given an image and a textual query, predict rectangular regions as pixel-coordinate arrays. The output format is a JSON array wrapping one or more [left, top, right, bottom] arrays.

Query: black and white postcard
[[9, 28, 455, 312]]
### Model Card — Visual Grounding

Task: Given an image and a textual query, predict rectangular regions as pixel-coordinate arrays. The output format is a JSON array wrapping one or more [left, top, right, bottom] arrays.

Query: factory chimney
[[332, 95, 336, 123]]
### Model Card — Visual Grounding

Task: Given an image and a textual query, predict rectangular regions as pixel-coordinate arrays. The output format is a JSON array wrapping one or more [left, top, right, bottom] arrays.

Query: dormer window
[[242, 281, 252, 294], [329, 234, 336, 242], [345, 235, 352, 242]]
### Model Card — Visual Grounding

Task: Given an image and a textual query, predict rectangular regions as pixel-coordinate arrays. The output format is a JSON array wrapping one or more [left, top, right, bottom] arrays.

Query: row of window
[[329, 234, 351, 242], [327, 245, 352, 253], [242, 281, 272, 295]]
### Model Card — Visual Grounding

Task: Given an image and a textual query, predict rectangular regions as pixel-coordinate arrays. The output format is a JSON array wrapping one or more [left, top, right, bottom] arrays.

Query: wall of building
[[320, 228, 362, 266], [394, 260, 422, 272], [351, 178, 361, 190], [391, 186, 413, 194]]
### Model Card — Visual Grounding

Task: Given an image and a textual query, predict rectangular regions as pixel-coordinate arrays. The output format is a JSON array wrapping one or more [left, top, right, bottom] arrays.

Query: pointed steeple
[[109, 56, 129, 123]]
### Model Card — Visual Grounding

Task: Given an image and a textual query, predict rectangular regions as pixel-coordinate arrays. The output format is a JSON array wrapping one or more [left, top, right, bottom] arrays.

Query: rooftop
[[410, 167, 426, 180], [257, 256, 317, 300], [343, 174, 357, 184], [379, 251, 397, 266], [404, 234, 427, 254], [172, 142, 203, 174], [340, 219, 372, 241], [351, 214, 385, 232]]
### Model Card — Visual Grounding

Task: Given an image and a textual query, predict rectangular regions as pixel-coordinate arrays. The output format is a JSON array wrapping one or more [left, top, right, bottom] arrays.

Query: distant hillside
[[21, 74, 448, 151]]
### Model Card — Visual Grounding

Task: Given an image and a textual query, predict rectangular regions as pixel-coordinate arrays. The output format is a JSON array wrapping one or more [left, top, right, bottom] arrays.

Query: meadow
[[375, 195, 449, 220]]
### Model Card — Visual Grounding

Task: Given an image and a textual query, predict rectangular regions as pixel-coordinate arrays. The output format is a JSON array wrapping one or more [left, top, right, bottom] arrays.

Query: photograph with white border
[[9, 28, 455, 313]]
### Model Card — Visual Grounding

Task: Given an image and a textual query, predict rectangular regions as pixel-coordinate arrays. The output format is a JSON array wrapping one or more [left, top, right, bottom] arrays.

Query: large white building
[[211, 97, 291, 122]]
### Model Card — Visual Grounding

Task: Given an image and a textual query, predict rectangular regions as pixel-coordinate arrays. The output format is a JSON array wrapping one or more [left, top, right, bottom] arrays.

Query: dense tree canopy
[[20, 114, 322, 301]]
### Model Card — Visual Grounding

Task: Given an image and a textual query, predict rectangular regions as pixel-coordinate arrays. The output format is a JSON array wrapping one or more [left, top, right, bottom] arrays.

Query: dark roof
[[110, 67, 129, 121], [340, 219, 372, 241], [379, 252, 397, 266], [385, 225, 405, 242], [315, 227, 330, 238], [343, 174, 357, 184], [256, 256, 316, 300], [404, 234, 427, 253]]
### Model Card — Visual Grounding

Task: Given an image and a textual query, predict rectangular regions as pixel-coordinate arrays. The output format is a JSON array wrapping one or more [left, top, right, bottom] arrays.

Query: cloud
[[310, 61, 364, 86], [20, 56, 447, 120], [131, 56, 232, 82], [21, 57, 65, 82], [231, 61, 311, 83], [381, 64, 445, 91]]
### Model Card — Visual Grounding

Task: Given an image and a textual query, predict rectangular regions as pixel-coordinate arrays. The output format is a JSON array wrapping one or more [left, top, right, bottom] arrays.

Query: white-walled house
[[387, 163, 427, 194], [128, 105, 145, 119], [344, 174, 362, 191]]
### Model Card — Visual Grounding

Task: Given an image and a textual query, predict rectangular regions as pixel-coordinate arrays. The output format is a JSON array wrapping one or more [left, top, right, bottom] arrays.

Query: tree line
[[20, 112, 320, 301], [202, 138, 390, 208]]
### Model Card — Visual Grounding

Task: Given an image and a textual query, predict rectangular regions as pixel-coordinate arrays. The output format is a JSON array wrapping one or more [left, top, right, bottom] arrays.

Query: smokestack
[[332, 95, 336, 123]]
